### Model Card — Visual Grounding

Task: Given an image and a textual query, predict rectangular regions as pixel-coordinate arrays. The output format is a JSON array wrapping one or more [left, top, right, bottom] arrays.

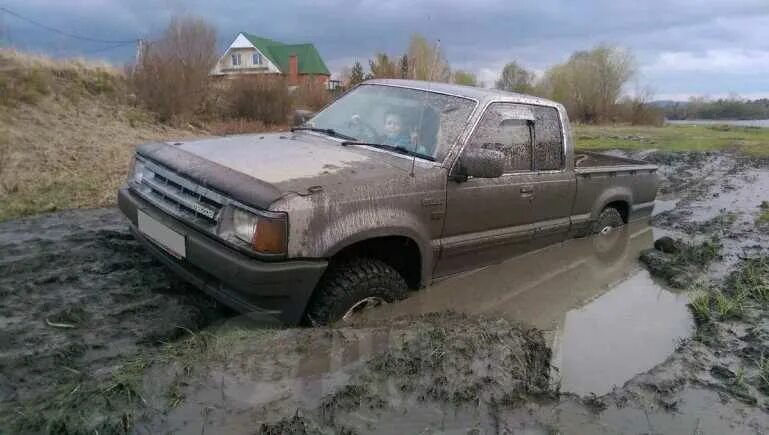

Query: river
[[667, 119, 769, 127]]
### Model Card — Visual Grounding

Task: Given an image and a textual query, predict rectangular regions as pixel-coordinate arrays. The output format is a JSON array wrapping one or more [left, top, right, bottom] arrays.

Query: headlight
[[130, 158, 146, 184], [229, 206, 287, 254]]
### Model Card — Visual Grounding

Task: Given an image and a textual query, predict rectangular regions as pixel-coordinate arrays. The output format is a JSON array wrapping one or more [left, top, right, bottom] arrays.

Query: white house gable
[[230, 33, 254, 49], [210, 33, 282, 76]]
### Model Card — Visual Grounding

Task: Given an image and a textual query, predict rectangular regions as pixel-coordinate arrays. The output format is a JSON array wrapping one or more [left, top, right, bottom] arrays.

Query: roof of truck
[[364, 79, 562, 108]]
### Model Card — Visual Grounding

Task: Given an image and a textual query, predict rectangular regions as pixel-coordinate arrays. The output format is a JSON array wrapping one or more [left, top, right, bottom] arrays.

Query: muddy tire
[[591, 207, 627, 263], [304, 258, 408, 326], [592, 207, 625, 235]]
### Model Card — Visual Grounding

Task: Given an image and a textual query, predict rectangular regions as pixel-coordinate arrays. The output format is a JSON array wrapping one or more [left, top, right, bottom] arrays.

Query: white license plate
[[137, 211, 187, 258]]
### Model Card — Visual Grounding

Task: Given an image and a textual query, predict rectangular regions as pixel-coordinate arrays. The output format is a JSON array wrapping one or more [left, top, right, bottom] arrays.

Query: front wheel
[[304, 258, 408, 326]]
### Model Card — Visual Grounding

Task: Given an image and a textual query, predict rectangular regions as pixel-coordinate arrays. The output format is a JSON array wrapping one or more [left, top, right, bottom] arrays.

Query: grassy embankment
[[0, 49, 195, 222]]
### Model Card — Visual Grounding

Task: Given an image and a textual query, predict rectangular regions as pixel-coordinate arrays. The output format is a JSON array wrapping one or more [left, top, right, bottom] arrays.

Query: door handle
[[520, 186, 534, 194]]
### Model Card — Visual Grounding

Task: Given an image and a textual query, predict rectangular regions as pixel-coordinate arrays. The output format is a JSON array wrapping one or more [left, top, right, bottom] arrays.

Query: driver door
[[435, 103, 540, 277]]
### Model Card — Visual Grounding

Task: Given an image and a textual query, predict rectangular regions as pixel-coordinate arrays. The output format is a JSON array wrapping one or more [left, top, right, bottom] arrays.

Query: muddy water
[[362, 223, 692, 396]]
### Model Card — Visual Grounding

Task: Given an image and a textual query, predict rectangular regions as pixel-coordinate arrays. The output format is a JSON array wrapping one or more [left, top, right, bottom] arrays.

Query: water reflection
[[364, 222, 693, 395]]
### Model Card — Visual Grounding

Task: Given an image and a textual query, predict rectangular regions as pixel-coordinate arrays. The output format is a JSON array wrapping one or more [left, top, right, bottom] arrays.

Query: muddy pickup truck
[[118, 79, 658, 325]]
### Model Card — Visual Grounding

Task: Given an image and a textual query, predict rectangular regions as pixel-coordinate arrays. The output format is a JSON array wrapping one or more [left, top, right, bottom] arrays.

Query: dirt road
[[2, 151, 769, 434]]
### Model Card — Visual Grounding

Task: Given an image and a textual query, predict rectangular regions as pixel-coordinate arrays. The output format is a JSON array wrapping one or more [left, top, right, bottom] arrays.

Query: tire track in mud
[[0, 208, 229, 410]]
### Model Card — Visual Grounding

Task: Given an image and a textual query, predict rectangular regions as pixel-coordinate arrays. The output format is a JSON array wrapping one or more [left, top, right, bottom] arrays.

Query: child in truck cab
[[382, 111, 413, 148]]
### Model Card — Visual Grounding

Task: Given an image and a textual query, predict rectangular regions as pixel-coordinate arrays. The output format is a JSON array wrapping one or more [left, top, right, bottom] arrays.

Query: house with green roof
[[211, 32, 331, 86]]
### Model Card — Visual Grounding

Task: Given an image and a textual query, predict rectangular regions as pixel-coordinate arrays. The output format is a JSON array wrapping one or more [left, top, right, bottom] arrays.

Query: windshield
[[307, 84, 476, 162]]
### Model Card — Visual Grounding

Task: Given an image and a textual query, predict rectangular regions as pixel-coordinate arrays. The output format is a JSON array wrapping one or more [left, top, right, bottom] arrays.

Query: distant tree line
[[348, 41, 664, 125], [663, 97, 769, 120]]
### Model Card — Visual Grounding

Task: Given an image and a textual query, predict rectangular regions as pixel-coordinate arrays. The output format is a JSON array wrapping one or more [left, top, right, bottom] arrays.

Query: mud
[[0, 209, 229, 432], [3, 150, 769, 433]]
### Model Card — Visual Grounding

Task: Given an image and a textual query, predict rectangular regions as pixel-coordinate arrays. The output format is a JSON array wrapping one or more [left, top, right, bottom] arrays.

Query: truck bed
[[574, 151, 657, 174]]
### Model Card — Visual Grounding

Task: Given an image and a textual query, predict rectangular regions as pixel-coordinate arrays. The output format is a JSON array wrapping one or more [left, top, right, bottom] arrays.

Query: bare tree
[[495, 62, 535, 93], [406, 34, 451, 82], [130, 15, 217, 122]]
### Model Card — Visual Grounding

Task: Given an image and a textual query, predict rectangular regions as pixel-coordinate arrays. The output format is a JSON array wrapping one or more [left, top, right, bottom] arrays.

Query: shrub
[[128, 15, 217, 122], [223, 75, 292, 125], [615, 98, 665, 126], [293, 79, 330, 111]]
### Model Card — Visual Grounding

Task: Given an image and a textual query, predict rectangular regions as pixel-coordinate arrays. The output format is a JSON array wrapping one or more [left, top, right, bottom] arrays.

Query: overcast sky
[[1, 0, 768, 100]]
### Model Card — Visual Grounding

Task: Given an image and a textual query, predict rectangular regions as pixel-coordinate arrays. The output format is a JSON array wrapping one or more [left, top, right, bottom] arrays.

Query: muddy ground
[[2, 151, 769, 434]]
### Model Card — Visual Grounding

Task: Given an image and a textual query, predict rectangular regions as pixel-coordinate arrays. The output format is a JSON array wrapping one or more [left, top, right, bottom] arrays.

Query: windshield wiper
[[290, 127, 357, 141], [341, 141, 435, 162]]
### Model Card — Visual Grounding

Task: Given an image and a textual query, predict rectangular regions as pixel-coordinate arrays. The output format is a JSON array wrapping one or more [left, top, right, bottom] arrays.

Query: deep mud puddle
[[363, 222, 693, 396]]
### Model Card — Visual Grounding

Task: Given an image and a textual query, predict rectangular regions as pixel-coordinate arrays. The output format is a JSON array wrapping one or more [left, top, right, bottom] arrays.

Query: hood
[[137, 132, 426, 208]]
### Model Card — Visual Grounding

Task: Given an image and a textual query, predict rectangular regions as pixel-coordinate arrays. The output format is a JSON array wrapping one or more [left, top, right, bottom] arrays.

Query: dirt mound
[[0, 49, 195, 221], [0, 208, 228, 432], [140, 313, 552, 434], [640, 237, 722, 288]]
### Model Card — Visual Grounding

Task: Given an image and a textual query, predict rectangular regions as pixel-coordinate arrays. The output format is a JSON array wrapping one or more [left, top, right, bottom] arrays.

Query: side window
[[465, 103, 533, 172], [252, 53, 262, 65], [532, 106, 564, 171]]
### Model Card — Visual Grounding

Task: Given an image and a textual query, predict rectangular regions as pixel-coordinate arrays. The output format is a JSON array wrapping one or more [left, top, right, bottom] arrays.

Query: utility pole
[[134, 38, 148, 70], [0, 8, 7, 47]]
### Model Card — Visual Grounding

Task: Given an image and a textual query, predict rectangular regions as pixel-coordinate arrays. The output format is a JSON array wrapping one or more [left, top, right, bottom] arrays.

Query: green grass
[[689, 291, 713, 323], [575, 124, 769, 156], [757, 202, 769, 226]]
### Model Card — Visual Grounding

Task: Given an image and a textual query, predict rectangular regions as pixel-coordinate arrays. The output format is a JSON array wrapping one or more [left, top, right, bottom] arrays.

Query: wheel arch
[[325, 233, 426, 290]]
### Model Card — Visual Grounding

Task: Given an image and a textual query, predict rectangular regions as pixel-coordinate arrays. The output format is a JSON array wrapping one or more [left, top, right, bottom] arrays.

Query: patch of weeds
[[713, 292, 744, 320], [756, 209, 769, 226], [758, 201, 769, 226], [757, 354, 769, 395], [166, 379, 185, 408], [734, 366, 747, 389], [257, 413, 324, 435], [47, 304, 89, 327], [729, 257, 769, 305], [680, 237, 722, 266], [689, 291, 713, 324]]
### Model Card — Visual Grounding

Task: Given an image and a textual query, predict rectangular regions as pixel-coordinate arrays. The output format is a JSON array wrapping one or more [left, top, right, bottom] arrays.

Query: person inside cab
[[382, 110, 412, 148]]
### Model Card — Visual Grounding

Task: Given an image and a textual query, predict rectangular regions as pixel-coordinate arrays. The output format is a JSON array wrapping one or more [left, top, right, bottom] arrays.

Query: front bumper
[[118, 188, 327, 325]]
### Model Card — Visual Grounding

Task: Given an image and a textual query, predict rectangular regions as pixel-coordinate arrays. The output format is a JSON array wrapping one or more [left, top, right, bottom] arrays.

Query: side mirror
[[457, 149, 505, 179], [293, 109, 315, 127]]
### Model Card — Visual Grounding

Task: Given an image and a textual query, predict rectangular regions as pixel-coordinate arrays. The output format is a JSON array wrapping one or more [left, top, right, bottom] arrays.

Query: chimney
[[288, 53, 299, 85]]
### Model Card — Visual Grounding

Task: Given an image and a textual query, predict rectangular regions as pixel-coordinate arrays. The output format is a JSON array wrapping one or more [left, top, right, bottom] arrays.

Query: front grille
[[134, 157, 226, 229]]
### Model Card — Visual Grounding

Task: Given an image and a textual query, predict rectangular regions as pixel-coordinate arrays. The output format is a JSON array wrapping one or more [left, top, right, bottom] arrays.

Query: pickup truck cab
[[118, 79, 658, 325]]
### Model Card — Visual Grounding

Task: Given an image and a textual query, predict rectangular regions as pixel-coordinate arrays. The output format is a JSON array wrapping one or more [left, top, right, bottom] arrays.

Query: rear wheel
[[592, 207, 625, 235], [591, 207, 626, 262], [304, 258, 408, 326]]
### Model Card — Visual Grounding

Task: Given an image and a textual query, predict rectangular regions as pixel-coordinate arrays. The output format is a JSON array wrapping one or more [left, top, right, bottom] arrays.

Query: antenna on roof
[[409, 37, 441, 178]]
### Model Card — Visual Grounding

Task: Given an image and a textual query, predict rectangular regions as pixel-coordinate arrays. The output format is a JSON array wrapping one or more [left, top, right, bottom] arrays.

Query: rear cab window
[[464, 102, 564, 173]]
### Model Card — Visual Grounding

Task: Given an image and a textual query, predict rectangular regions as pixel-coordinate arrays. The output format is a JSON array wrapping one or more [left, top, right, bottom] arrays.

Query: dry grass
[[205, 118, 288, 136], [0, 49, 196, 221], [0, 49, 121, 107]]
